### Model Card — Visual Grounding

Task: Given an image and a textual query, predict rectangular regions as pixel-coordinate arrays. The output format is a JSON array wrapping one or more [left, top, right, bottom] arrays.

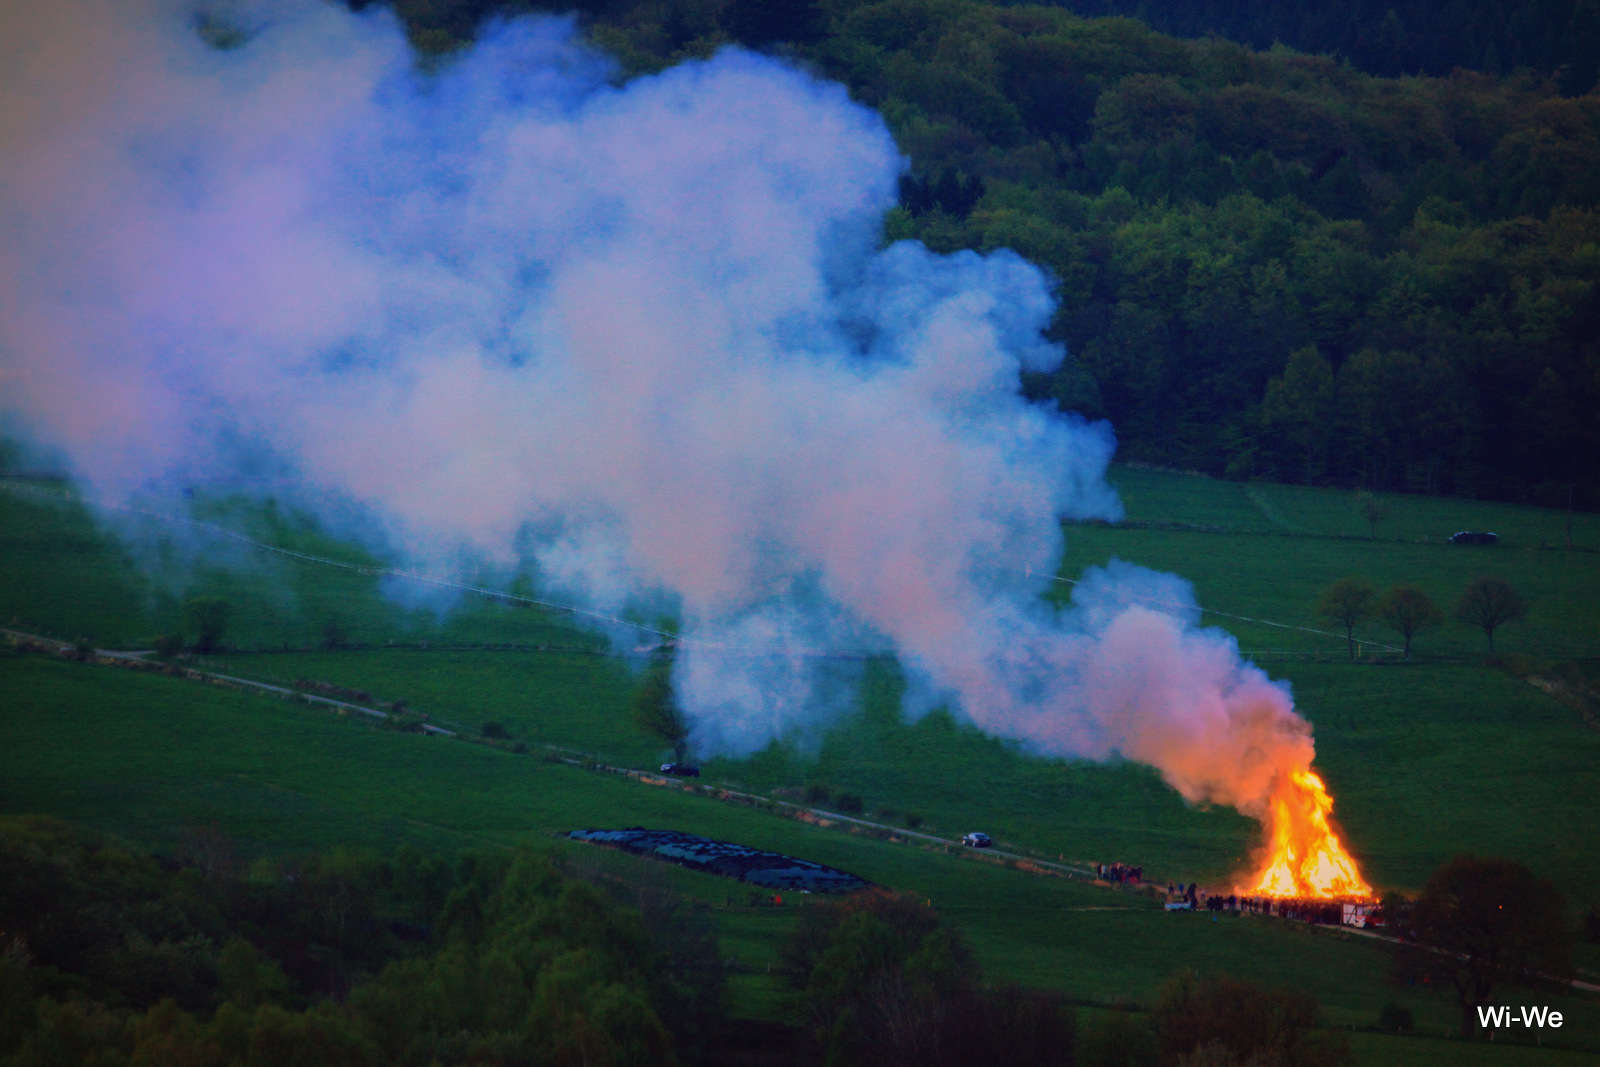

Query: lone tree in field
[[184, 596, 231, 654], [1454, 576, 1527, 653], [632, 649, 689, 762], [1396, 855, 1572, 1040], [1356, 490, 1391, 539], [1318, 577, 1375, 660], [1377, 584, 1443, 658]]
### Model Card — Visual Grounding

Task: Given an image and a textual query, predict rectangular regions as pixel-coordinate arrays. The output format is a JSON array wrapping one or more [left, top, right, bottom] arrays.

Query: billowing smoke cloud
[[0, 0, 1316, 820]]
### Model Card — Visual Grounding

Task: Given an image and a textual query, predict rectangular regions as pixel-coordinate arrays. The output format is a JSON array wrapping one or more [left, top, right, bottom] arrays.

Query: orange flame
[[1242, 769, 1371, 899]]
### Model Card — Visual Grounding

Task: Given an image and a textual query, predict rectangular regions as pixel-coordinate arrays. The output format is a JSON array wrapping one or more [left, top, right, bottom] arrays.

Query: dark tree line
[[1317, 574, 1526, 657], [362, 0, 1600, 512], [0, 816, 722, 1066], [785, 889, 1355, 1066], [1047, 1, 1600, 94]]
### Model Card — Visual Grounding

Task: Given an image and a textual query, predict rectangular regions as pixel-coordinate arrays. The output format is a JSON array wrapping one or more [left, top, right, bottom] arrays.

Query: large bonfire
[[1242, 769, 1371, 899]]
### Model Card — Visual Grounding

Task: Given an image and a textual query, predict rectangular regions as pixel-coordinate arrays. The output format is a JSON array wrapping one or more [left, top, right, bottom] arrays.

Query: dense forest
[[381, 0, 1600, 509], [0, 814, 1363, 1066], [0, 815, 724, 1065], [1051, 1, 1600, 91]]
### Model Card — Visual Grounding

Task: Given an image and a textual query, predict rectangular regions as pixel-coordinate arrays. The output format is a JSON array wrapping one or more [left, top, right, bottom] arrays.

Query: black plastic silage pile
[[568, 828, 871, 892]]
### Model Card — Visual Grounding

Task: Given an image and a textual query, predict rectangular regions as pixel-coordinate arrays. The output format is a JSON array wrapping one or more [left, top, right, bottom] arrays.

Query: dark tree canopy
[[1455, 576, 1528, 652], [1152, 969, 1350, 1067], [786, 889, 1077, 1067], [1397, 854, 1574, 1039], [1048, 1, 1600, 92], [1377, 583, 1443, 657], [183, 596, 231, 655], [1318, 576, 1375, 660], [371, 0, 1600, 515], [632, 650, 690, 761], [0, 815, 720, 1065]]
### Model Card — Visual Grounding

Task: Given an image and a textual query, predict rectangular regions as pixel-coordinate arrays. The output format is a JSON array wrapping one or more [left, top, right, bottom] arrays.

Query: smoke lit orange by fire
[[1242, 769, 1371, 899]]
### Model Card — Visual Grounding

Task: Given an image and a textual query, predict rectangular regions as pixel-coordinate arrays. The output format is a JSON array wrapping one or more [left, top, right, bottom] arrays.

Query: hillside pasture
[[3, 650, 1598, 1059], [4, 469, 1600, 1062]]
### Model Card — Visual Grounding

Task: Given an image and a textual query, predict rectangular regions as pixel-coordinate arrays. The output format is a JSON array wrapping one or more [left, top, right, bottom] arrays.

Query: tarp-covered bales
[[568, 828, 870, 892]]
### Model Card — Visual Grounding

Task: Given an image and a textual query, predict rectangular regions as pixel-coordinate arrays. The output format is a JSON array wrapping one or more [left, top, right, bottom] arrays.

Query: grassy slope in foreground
[[2, 651, 1599, 1059]]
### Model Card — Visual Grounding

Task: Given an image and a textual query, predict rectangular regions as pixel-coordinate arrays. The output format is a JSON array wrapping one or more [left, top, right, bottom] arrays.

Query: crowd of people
[[1162, 884, 1353, 926], [1096, 863, 1361, 927], [1096, 862, 1142, 884]]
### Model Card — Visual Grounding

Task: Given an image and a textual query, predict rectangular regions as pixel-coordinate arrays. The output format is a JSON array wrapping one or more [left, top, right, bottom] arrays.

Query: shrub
[[1485, 652, 1542, 679], [153, 633, 184, 659], [183, 597, 231, 654], [903, 812, 925, 830], [834, 792, 864, 815], [320, 618, 348, 651], [1080, 1011, 1158, 1067], [803, 782, 831, 805], [786, 890, 1076, 1065], [1377, 1002, 1414, 1034], [1153, 969, 1349, 1066], [380, 714, 427, 734], [481, 721, 511, 740]]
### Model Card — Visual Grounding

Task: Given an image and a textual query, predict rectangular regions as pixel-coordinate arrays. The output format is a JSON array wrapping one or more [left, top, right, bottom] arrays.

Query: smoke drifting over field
[[0, 0, 1317, 820]]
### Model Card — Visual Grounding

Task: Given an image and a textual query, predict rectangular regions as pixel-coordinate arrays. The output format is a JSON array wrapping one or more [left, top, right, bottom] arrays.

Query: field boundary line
[[1, 627, 457, 736], [6, 625, 1103, 884], [1244, 486, 1310, 534]]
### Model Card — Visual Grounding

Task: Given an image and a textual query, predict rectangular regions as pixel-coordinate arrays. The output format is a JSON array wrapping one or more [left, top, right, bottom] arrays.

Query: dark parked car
[[962, 832, 992, 848], [661, 762, 700, 777], [1449, 531, 1499, 545]]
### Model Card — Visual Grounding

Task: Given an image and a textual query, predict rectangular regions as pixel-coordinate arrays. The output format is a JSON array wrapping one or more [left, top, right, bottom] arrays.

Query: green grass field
[[4, 469, 1599, 1063], [1073, 468, 1600, 661], [4, 652, 1598, 1057]]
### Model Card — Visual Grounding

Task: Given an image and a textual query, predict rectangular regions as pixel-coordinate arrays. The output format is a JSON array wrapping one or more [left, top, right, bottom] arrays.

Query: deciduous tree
[[1152, 969, 1349, 1066], [1318, 577, 1375, 660], [1356, 490, 1391, 539], [183, 597, 231, 655], [1263, 346, 1335, 485], [1454, 576, 1527, 652], [1396, 855, 1573, 1039], [632, 650, 689, 762], [785, 889, 1075, 1066], [1377, 584, 1443, 657]]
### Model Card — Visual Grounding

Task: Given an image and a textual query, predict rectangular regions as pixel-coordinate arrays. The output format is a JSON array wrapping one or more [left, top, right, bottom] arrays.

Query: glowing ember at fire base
[[1243, 769, 1371, 900]]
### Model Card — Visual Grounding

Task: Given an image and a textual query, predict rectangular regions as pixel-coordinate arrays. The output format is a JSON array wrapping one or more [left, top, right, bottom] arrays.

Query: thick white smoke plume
[[0, 0, 1317, 819]]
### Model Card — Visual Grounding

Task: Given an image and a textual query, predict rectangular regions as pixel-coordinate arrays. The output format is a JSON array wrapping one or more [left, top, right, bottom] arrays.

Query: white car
[[962, 832, 992, 848]]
